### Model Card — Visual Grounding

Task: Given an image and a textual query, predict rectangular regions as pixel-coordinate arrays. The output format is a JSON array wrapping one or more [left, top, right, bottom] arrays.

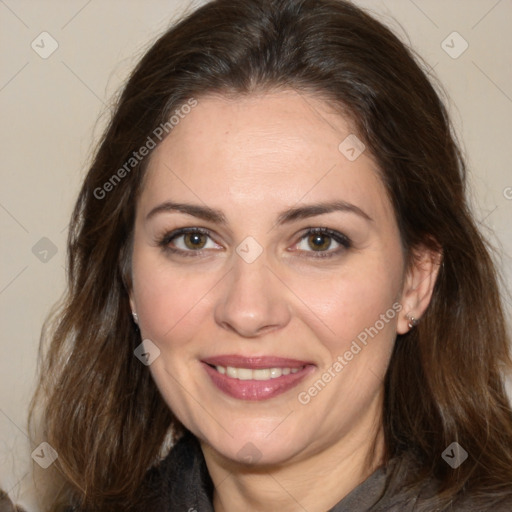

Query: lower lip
[[202, 362, 315, 401]]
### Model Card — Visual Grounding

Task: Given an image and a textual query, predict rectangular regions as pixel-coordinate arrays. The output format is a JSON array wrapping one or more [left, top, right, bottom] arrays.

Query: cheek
[[131, 250, 216, 343], [295, 268, 401, 414], [294, 257, 402, 353]]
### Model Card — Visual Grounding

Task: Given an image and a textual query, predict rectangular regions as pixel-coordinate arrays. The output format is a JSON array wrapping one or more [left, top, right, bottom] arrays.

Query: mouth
[[201, 355, 315, 401], [212, 365, 303, 380]]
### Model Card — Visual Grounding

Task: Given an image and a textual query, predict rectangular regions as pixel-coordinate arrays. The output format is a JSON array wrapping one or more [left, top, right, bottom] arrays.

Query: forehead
[[138, 90, 392, 224]]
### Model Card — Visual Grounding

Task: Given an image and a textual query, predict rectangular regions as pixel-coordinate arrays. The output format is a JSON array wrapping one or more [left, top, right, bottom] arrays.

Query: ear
[[123, 266, 136, 316], [119, 233, 136, 314], [396, 244, 442, 334], [129, 293, 136, 315]]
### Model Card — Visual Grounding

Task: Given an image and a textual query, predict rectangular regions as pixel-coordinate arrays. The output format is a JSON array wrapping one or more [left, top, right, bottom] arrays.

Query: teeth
[[269, 368, 281, 378], [215, 365, 303, 380], [237, 368, 254, 380], [226, 366, 237, 378]]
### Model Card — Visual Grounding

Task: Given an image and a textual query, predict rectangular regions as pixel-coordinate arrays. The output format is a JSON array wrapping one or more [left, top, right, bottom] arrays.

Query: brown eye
[[293, 228, 352, 258], [183, 232, 208, 250], [158, 227, 221, 256], [307, 233, 332, 251]]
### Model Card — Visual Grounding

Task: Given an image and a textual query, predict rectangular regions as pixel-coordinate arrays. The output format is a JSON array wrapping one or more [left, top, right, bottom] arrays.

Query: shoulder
[[51, 432, 210, 512], [451, 491, 512, 511], [0, 488, 27, 512], [369, 454, 512, 512], [128, 430, 213, 512]]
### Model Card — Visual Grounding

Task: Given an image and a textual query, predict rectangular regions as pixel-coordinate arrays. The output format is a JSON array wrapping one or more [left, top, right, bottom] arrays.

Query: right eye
[[158, 227, 222, 257]]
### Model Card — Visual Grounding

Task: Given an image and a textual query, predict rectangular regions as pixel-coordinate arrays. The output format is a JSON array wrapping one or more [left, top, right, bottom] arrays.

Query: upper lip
[[202, 354, 313, 369]]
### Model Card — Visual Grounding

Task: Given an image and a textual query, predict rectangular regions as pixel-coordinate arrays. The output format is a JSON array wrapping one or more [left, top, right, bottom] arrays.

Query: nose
[[214, 250, 292, 338]]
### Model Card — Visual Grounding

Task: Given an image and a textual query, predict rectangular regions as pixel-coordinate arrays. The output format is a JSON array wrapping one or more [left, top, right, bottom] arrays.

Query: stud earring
[[406, 313, 419, 329], [132, 312, 139, 325]]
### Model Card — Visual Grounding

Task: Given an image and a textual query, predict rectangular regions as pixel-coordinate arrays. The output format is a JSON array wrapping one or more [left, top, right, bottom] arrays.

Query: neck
[[200, 401, 385, 512]]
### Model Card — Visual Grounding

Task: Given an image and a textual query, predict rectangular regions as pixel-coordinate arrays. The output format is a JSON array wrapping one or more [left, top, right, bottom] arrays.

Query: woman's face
[[130, 90, 412, 466]]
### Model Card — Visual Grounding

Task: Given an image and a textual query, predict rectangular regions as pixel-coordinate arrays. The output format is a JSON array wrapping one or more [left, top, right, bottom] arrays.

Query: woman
[[30, 0, 512, 510]]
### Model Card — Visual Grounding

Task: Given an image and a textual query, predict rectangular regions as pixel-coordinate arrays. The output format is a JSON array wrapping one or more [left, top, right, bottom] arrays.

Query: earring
[[132, 312, 139, 325], [406, 313, 419, 329]]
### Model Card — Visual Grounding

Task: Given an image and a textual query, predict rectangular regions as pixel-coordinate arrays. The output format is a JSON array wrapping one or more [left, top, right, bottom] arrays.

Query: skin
[[129, 90, 439, 512]]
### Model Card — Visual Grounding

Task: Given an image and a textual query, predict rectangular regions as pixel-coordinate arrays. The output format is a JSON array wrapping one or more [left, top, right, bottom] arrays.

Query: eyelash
[[292, 227, 352, 259], [157, 227, 216, 258], [157, 227, 352, 259]]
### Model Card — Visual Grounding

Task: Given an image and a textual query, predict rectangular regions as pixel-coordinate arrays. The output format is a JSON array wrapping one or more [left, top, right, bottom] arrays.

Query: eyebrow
[[145, 200, 373, 224], [146, 202, 228, 224], [276, 200, 373, 223]]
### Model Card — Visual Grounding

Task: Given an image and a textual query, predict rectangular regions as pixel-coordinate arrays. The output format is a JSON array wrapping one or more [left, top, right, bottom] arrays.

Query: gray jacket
[[127, 431, 512, 512]]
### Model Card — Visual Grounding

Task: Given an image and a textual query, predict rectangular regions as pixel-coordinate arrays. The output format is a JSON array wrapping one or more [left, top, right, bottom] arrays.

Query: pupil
[[309, 234, 330, 251]]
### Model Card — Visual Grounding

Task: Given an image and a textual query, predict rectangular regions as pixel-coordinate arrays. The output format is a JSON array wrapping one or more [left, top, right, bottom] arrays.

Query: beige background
[[1, 0, 511, 510]]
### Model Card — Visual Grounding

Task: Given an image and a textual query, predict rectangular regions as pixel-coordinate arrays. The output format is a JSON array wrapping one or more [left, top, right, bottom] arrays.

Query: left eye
[[293, 228, 351, 256]]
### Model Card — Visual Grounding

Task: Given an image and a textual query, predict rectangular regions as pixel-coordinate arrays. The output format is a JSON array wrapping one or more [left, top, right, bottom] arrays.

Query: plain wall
[[1, 1, 511, 510]]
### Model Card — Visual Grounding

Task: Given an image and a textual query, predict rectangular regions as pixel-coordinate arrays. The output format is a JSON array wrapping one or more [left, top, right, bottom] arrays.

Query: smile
[[201, 355, 315, 401], [214, 365, 303, 380]]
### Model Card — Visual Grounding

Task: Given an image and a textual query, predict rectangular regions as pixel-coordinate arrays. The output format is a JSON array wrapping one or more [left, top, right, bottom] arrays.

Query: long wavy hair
[[30, 0, 512, 510]]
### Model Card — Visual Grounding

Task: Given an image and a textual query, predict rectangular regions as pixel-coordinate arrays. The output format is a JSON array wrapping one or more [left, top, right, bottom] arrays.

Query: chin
[[198, 421, 311, 467]]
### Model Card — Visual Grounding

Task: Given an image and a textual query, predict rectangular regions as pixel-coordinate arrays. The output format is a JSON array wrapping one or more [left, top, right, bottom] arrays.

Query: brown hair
[[30, 0, 512, 510], [0, 489, 27, 512]]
